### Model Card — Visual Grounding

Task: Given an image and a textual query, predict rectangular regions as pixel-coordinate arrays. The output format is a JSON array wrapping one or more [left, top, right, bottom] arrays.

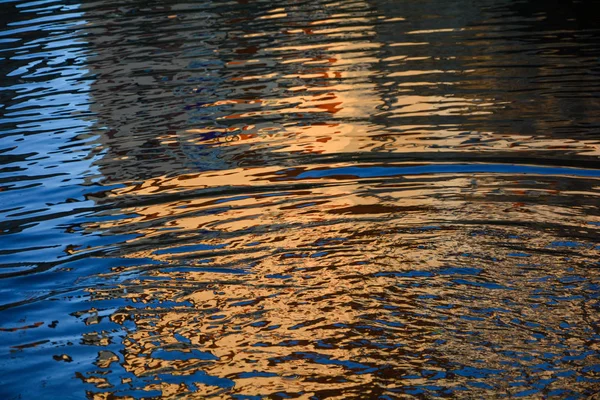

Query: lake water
[[1, 0, 600, 398]]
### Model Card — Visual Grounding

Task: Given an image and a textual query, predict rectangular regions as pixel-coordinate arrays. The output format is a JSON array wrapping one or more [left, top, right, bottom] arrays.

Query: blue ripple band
[[296, 163, 600, 179]]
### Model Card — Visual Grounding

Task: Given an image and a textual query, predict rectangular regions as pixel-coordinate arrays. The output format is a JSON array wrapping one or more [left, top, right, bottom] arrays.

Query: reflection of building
[[85, 2, 199, 183], [369, 0, 600, 158], [83, 0, 399, 187], [80, 0, 600, 190]]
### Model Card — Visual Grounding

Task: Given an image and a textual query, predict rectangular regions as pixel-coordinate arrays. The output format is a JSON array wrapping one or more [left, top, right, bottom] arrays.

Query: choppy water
[[1, 0, 600, 398]]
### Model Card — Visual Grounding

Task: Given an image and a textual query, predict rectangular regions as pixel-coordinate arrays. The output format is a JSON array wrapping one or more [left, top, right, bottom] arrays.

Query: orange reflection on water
[[3, 0, 599, 398]]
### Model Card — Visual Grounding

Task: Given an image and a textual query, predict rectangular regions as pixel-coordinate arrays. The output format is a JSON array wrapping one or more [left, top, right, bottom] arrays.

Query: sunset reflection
[[75, 163, 600, 397], [1, 0, 600, 398]]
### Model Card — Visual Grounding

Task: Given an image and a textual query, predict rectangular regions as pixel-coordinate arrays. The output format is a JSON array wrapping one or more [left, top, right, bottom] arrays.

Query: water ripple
[[1, 0, 600, 398]]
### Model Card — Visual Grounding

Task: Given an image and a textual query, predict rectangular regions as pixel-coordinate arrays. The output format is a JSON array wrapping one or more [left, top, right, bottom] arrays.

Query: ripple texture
[[1, 0, 600, 398]]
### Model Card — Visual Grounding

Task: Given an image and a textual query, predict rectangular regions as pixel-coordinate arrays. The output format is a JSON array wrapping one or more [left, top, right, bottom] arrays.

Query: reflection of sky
[[0, 3, 114, 299]]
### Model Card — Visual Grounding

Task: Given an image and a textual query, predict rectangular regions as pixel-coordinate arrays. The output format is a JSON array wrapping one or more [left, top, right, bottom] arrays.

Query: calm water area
[[1, 0, 600, 398]]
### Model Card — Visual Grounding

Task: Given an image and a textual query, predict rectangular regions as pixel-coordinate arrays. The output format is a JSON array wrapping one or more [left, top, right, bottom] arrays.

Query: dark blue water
[[1, 0, 600, 398]]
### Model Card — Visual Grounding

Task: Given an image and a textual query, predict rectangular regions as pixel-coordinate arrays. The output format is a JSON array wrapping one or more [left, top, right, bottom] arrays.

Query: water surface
[[1, 0, 600, 398]]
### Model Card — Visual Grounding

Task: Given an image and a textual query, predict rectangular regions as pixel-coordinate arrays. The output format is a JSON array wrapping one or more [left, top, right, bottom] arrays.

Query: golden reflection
[[75, 163, 600, 397], [61, 0, 600, 398]]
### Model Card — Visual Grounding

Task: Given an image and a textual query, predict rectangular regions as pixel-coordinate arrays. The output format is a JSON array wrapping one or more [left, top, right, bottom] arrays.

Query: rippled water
[[1, 0, 600, 398]]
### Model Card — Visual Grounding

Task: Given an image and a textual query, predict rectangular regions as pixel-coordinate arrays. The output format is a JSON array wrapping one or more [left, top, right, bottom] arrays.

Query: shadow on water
[[1, 0, 600, 398]]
